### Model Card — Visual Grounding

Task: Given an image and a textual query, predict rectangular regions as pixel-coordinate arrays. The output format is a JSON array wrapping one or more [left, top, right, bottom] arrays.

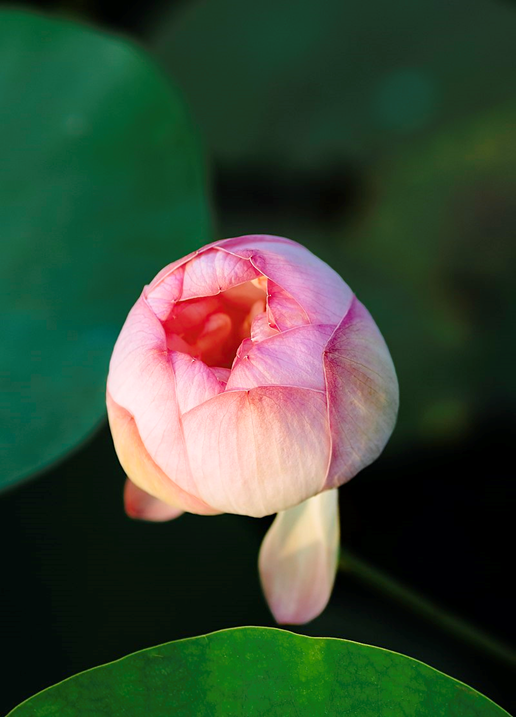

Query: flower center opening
[[163, 279, 267, 368]]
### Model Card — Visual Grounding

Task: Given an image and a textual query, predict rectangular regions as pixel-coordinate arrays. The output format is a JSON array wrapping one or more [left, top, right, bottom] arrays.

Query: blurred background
[[0, 0, 514, 714]]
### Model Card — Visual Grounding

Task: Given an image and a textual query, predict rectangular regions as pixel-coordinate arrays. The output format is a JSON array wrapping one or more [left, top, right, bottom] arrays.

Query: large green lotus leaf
[[0, 11, 211, 490], [8, 628, 508, 716], [151, 0, 513, 169]]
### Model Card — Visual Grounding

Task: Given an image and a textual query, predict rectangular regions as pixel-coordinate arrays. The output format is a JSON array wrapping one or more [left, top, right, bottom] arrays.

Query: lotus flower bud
[[107, 235, 398, 623]]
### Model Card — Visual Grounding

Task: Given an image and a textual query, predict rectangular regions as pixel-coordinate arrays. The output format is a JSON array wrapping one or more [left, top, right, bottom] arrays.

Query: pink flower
[[107, 235, 398, 623]]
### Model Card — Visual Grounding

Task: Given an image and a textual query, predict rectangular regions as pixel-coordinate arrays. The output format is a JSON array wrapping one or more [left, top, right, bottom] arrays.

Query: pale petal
[[266, 280, 309, 331], [107, 296, 197, 498], [323, 297, 399, 488], [106, 392, 220, 516], [124, 478, 184, 522], [215, 234, 300, 254], [145, 264, 186, 321], [259, 489, 339, 624], [211, 366, 231, 383], [170, 352, 225, 414], [180, 247, 259, 300], [181, 386, 330, 517], [143, 237, 258, 308], [227, 324, 334, 391], [218, 235, 354, 325], [250, 311, 278, 342], [145, 246, 260, 318], [145, 235, 353, 325]]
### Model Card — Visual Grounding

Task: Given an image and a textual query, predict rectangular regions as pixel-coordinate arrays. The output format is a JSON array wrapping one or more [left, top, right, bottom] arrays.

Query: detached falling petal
[[259, 489, 340, 624], [107, 235, 398, 624]]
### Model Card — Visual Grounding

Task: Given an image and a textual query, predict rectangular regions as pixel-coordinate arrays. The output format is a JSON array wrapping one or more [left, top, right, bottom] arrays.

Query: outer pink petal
[[144, 264, 186, 321], [323, 297, 399, 488], [219, 235, 354, 325], [124, 478, 184, 522], [107, 296, 197, 499], [145, 235, 351, 326], [259, 488, 339, 624], [181, 386, 331, 517], [143, 233, 275, 297], [170, 352, 225, 414], [145, 247, 260, 317], [215, 234, 299, 253], [250, 312, 279, 342], [211, 366, 231, 383], [266, 281, 309, 331], [179, 247, 259, 300], [142, 236, 256, 301], [227, 324, 334, 392], [106, 391, 220, 516]]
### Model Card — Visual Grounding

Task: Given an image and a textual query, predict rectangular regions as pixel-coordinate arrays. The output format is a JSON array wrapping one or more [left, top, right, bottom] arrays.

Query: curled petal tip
[[259, 489, 339, 624]]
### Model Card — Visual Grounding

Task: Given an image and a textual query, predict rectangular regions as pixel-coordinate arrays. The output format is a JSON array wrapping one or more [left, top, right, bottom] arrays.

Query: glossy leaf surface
[[9, 628, 509, 716]]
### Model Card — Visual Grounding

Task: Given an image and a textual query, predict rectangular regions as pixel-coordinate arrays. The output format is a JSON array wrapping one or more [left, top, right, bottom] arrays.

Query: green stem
[[339, 548, 515, 667]]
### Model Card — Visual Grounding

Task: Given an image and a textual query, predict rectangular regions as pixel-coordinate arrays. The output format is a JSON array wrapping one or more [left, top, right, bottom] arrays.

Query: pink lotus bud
[[107, 235, 398, 623]]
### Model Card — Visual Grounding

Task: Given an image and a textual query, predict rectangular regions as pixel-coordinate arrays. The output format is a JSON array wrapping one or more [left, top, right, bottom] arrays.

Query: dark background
[[1, 0, 515, 715]]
